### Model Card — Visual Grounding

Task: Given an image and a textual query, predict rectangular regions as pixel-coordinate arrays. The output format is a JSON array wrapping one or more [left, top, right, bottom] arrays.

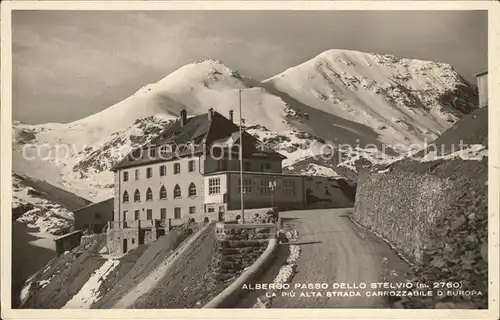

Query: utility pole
[[239, 89, 245, 224], [269, 180, 276, 209]]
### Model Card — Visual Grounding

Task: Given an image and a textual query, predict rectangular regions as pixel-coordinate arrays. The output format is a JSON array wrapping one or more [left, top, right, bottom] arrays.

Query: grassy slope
[[131, 223, 228, 308], [94, 225, 196, 308], [21, 234, 107, 308]]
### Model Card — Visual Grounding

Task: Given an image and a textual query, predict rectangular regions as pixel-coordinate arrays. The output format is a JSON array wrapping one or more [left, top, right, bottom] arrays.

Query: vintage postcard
[[1, 1, 499, 319]]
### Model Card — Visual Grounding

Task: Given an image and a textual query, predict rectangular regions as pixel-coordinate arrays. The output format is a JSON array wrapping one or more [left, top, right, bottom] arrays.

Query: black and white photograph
[[1, 1, 499, 318]]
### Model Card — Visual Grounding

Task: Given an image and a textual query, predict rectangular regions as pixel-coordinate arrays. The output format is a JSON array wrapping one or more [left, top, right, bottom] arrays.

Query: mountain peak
[[193, 58, 228, 67], [298, 49, 458, 75]]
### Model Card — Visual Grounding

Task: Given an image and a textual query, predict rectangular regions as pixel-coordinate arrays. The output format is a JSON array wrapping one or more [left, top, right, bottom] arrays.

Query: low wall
[[54, 230, 84, 255], [204, 238, 278, 308], [224, 207, 278, 224], [211, 222, 277, 281]]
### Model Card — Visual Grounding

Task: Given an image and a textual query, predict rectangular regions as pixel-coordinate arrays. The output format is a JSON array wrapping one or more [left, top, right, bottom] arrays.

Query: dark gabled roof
[[73, 197, 114, 213], [111, 110, 286, 171]]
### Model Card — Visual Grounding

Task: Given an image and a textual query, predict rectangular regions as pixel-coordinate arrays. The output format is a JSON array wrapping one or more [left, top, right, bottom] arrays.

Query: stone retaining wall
[[211, 223, 278, 282], [353, 168, 456, 263], [352, 158, 488, 308]]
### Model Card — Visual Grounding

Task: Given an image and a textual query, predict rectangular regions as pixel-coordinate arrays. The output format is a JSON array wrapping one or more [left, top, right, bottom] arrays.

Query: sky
[[12, 10, 487, 125]]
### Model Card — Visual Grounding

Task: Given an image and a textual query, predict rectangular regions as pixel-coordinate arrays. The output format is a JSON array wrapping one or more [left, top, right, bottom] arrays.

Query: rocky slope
[[12, 49, 478, 202], [12, 173, 91, 235]]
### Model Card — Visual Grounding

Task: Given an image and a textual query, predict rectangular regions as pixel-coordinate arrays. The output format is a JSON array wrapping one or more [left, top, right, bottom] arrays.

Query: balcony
[[109, 219, 169, 230]]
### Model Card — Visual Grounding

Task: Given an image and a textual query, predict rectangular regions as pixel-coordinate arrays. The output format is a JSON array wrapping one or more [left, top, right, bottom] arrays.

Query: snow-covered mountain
[[12, 49, 478, 201]]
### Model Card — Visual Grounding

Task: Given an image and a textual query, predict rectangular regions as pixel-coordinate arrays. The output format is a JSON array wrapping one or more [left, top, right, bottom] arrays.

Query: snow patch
[[13, 182, 73, 234], [20, 282, 32, 305], [63, 259, 120, 309], [298, 163, 340, 177], [253, 244, 301, 308], [420, 144, 487, 162]]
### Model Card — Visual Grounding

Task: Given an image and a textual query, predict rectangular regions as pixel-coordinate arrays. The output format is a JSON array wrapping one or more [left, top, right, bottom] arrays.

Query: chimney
[[476, 71, 488, 108], [208, 108, 214, 121], [180, 109, 187, 127], [229, 110, 234, 122]]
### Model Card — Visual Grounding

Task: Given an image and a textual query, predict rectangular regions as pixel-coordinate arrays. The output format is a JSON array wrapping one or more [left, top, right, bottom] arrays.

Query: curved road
[[240, 208, 411, 308]]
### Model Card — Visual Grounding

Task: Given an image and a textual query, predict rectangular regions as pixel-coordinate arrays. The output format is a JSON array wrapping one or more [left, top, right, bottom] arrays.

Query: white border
[[1, 1, 499, 320]]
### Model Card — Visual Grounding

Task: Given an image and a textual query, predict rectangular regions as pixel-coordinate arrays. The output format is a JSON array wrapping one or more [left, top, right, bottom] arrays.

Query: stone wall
[[106, 228, 140, 257], [224, 207, 278, 223], [143, 228, 164, 245], [352, 158, 488, 308], [211, 223, 277, 282], [353, 168, 456, 262], [54, 230, 84, 255]]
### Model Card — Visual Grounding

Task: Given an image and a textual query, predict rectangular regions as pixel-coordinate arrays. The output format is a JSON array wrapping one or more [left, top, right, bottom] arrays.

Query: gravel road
[[266, 208, 410, 308]]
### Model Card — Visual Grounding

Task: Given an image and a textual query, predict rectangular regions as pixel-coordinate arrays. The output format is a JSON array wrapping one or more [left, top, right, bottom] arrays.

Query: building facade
[[107, 109, 355, 255], [74, 197, 114, 233], [204, 171, 305, 213], [114, 155, 206, 223], [111, 108, 285, 224]]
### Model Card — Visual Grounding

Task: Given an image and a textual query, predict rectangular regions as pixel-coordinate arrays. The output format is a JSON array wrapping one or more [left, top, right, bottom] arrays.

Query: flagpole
[[239, 89, 245, 224]]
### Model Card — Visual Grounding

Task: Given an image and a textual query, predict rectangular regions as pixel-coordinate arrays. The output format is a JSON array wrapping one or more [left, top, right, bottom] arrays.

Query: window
[[174, 207, 181, 219], [238, 178, 253, 194], [159, 185, 167, 199], [135, 169, 140, 180], [188, 160, 196, 172], [260, 179, 272, 195], [146, 167, 152, 179], [146, 187, 153, 201], [132, 149, 141, 159], [123, 211, 128, 222], [123, 190, 129, 203], [207, 207, 215, 213], [283, 180, 296, 196], [134, 189, 141, 202], [174, 163, 180, 174], [209, 178, 221, 195], [132, 238, 135, 245], [146, 209, 152, 220], [160, 165, 166, 177], [189, 206, 196, 214], [95, 212, 101, 220], [188, 182, 197, 197], [150, 148, 156, 158], [261, 162, 271, 171], [134, 210, 140, 220], [174, 184, 182, 198], [160, 208, 167, 220], [123, 171, 129, 182]]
